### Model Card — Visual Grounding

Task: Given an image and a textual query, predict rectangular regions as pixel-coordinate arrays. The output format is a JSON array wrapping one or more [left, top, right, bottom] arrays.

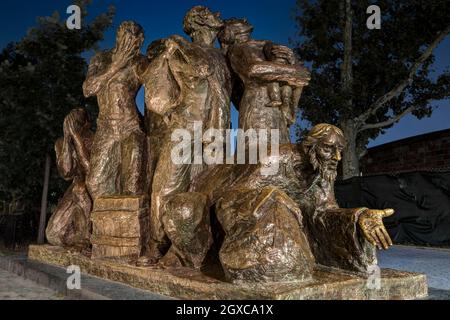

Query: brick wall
[[361, 129, 450, 176]]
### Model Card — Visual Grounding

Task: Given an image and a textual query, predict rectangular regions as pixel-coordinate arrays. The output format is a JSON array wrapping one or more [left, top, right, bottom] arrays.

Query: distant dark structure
[[361, 129, 450, 176], [336, 129, 450, 246]]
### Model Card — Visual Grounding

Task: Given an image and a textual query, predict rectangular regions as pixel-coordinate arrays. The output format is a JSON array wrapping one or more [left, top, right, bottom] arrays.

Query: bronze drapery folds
[[46, 108, 93, 249], [46, 6, 394, 286], [139, 6, 232, 266], [82, 21, 147, 200], [189, 125, 393, 281], [219, 18, 310, 144]]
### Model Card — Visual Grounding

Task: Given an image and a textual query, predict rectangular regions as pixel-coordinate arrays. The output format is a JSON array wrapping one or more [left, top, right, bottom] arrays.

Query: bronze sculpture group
[[46, 6, 394, 285]]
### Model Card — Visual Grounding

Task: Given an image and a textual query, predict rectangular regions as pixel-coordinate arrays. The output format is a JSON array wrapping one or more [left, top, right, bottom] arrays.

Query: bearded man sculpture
[[293, 124, 393, 272], [186, 124, 393, 282]]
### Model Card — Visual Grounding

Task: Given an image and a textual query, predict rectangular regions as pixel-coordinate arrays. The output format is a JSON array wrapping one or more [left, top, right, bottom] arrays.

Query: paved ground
[[0, 245, 449, 300], [0, 268, 62, 300], [378, 245, 450, 291], [0, 254, 170, 300]]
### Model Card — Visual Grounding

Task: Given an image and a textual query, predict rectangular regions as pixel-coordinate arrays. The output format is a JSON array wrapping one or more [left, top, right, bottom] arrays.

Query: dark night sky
[[0, 0, 449, 147]]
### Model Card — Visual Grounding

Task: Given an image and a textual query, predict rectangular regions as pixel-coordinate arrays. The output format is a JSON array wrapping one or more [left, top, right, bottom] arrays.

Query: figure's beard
[[308, 149, 338, 183], [319, 164, 337, 183]]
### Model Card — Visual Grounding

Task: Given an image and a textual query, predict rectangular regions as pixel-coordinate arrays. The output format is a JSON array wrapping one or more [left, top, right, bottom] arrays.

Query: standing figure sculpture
[[46, 108, 93, 249], [219, 18, 310, 143], [83, 21, 147, 199], [139, 6, 232, 267]]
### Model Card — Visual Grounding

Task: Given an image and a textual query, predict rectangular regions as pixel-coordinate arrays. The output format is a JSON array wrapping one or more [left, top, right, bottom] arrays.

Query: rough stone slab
[[93, 196, 149, 212], [28, 245, 428, 300]]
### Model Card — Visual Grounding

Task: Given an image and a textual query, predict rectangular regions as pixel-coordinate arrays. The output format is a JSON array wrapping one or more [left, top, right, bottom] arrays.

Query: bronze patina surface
[[83, 21, 147, 199], [181, 124, 394, 282], [39, 6, 427, 299], [28, 245, 427, 300], [90, 196, 149, 259], [219, 18, 310, 143], [139, 6, 232, 267], [45, 108, 93, 249]]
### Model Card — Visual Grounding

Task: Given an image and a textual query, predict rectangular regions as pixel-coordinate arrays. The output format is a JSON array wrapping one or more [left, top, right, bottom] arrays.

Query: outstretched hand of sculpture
[[296, 124, 395, 272], [302, 124, 395, 252], [358, 209, 394, 250]]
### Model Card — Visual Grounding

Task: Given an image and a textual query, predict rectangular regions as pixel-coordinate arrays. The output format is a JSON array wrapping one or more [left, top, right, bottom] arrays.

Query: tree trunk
[[341, 121, 360, 180], [339, 0, 357, 180], [37, 153, 51, 244], [341, 0, 353, 97]]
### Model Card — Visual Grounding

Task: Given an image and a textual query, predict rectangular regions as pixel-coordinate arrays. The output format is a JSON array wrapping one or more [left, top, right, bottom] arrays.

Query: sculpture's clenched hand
[[358, 209, 394, 250], [269, 44, 297, 65]]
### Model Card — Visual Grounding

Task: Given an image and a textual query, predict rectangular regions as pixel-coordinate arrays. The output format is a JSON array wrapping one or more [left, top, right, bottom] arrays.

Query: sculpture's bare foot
[[158, 250, 183, 268]]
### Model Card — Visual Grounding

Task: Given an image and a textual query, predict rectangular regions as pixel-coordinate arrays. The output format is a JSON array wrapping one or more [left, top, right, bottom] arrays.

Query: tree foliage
[[293, 0, 450, 178], [0, 0, 114, 224]]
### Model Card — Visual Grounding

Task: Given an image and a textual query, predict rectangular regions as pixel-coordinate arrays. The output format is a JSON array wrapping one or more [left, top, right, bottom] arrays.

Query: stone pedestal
[[28, 245, 428, 300], [90, 196, 149, 259]]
